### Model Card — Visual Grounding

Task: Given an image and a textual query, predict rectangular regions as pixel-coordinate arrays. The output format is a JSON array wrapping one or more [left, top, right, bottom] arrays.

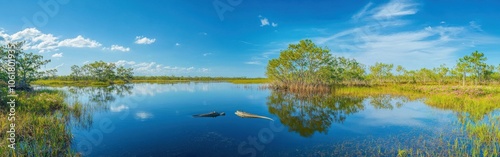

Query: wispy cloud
[[52, 52, 63, 58], [103, 44, 130, 52], [372, 0, 417, 20], [53, 63, 64, 69], [311, 0, 499, 69], [203, 53, 212, 56], [469, 21, 483, 32], [245, 49, 280, 65], [245, 61, 262, 65], [175, 43, 180, 46], [0, 28, 101, 53], [352, 2, 373, 21], [134, 36, 156, 44]]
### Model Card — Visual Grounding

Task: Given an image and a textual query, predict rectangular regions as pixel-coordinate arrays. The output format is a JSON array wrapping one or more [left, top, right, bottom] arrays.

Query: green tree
[[417, 68, 435, 85], [0, 42, 54, 90], [116, 66, 134, 82], [460, 51, 487, 85], [336, 57, 366, 86], [266, 39, 332, 89], [395, 65, 406, 84], [433, 64, 449, 85], [456, 58, 471, 86], [70, 65, 82, 81], [369, 62, 393, 85]]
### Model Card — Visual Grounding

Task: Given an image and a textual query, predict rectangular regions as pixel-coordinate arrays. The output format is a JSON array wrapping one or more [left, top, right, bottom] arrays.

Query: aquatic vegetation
[[0, 89, 85, 156]]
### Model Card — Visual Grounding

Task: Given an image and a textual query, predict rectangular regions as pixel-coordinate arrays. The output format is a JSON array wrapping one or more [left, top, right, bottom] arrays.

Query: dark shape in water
[[235, 110, 274, 121], [193, 111, 226, 118]]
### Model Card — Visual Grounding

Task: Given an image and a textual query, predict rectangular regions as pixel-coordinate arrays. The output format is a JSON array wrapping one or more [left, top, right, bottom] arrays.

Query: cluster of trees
[[367, 51, 500, 86], [1, 42, 136, 89], [266, 39, 366, 90], [266, 39, 500, 90], [69, 61, 133, 83], [0, 42, 55, 89]]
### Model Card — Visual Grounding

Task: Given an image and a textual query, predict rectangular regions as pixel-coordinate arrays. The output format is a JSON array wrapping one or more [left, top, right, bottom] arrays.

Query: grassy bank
[[0, 88, 82, 156], [334, 85, 500, 119]]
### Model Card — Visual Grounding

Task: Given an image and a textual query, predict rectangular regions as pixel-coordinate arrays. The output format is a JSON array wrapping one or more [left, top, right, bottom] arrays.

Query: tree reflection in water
[[66, 84, 133, 129], [267, 90, 411, 137], [267, 90, 365, 137]]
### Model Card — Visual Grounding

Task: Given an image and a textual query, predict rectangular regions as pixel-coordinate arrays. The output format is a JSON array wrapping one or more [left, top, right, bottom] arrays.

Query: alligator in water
[[235, 110, 274, 121], [192, 111, 226, 118]]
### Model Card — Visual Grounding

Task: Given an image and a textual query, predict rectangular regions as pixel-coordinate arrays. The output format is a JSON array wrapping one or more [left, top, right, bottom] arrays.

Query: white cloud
[[114, 60, 210, 75], [203, 53, 212, 56], [372, 0, 417, 20], [52, 52, 63, 58], [105, 44, 130, 52], [134, 36, 156, 44], [440, 21, 446, 24], [260, 18, 270, 27], [310, 0, 500, 70], [259, 15, 278, 27], [53, 63, 64, 69], [175, 43, 180, 46], [0, 28, 102, 53], [200, 68, 210, 73], [58, 35, 102, 48]]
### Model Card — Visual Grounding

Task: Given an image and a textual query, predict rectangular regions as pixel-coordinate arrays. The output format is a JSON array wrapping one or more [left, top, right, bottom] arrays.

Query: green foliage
[[266, 39, 332, 87], [368, 62, 393, 85], [0, 89, 81, 156], [266, 39, 366, 90], [69, 61, 133, 83], [457, 51, 488, 85], [0, 42, 54, 90]]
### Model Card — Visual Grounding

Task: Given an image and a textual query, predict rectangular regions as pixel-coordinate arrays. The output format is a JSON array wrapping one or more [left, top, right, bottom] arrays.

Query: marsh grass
[[0, 89, 84, 156], [328, 85, 500, 156]]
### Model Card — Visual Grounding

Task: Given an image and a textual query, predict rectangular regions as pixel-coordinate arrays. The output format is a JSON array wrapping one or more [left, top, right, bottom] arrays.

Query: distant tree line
[[266, 39, 500, 90]]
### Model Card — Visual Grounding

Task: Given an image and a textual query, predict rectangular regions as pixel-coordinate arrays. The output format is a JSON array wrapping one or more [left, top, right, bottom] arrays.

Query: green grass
[[331, 84, 500, 156], [0, 89, 82, 156]]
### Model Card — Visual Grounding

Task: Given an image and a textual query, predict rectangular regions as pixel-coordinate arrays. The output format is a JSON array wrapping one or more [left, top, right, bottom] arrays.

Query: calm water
[[49, 83, 470, 156]]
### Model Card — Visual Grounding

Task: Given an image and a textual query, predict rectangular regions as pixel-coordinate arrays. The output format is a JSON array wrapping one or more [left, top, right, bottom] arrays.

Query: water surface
[[46, 83, 487, 156]]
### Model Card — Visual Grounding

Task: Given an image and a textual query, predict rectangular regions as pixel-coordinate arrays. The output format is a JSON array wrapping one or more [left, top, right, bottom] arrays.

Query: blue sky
[[0, 0, 499, 77]]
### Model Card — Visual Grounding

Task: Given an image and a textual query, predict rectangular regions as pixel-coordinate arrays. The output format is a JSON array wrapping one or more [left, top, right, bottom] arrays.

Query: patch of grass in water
[[0, 89, 84, 156]]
